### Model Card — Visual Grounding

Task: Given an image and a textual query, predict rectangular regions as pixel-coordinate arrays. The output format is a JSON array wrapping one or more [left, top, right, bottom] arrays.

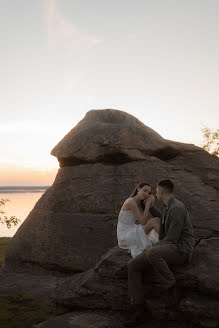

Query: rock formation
[[53, 245, 219, 326], [1, 108, 219, 327]]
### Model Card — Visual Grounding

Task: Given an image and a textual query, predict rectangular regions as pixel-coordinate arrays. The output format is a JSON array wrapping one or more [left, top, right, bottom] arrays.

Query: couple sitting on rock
[[117, 179, 194, 327]]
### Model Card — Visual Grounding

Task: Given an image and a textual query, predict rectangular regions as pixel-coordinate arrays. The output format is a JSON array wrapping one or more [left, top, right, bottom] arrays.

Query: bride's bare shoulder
[[121, 197, 135, 211]]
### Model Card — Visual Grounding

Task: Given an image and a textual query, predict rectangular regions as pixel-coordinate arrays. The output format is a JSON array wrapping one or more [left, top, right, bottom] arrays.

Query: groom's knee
[[127, 252, 149, 272], [146, 246, 161, 262]]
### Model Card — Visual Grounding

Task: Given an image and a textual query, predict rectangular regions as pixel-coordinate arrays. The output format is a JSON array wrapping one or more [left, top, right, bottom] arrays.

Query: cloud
[[44, 0, 103, 49], [89, 38, 102, 44]]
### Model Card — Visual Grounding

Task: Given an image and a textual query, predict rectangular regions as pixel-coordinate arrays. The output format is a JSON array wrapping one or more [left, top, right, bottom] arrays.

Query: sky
[[0, 0, 218, 185]]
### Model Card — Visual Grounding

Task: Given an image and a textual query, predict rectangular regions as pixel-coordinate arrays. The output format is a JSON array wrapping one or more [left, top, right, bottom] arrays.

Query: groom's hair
[[158, 179, 174, 193]]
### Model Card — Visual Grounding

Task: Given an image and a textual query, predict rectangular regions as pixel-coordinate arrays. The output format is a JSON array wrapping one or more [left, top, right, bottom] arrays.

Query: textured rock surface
[[54, 243, 219, 319], [1, 243, 218, 327], [32, 310, 128, 328], [2, 161, 218, 274], [32, 309, 203, 328], [50, 109, 175, 165], [2, 109, 219, 274], [0, 269, 64, 303], [1, 210, 117, 274], [52, 245, 219, 326], [1, 108, 219, 327]]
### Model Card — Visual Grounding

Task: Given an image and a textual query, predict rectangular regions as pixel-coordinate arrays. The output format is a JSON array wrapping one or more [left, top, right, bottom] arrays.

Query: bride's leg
[[142, 217, 160, 235], [153, 217, 160, 234]]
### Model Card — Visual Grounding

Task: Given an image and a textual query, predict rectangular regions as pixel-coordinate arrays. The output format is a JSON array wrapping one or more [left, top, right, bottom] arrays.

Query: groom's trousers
[[128, 244, 188, 304]]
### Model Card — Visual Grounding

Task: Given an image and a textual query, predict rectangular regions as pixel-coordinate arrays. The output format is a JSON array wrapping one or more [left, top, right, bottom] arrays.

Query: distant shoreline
[[0, 186, 51, 193]]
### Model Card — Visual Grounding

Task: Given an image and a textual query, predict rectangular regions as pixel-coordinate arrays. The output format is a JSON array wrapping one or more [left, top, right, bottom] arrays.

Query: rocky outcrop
[[52, 243, 219, 325], [32, 310, 128, 328], [1, 242, 218, 327], [1, 108, 219, 327], [2, 109, 219, 275]]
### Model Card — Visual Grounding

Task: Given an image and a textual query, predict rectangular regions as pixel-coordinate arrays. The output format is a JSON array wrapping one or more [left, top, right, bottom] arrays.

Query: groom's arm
[[149, 205, 162, 219], [152, 206, 185, 246]]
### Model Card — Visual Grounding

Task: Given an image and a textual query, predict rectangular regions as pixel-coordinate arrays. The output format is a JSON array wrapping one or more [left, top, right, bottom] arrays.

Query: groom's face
[[156, 185, 163, 201]]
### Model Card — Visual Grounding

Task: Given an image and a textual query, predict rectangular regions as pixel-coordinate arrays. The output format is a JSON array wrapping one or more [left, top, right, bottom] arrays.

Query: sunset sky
[[0, 0, 218, 186]]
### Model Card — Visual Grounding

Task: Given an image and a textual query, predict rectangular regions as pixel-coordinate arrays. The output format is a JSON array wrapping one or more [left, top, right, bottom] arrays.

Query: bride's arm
[[128, 198, 153, 225], [138, 204, 152, 225]]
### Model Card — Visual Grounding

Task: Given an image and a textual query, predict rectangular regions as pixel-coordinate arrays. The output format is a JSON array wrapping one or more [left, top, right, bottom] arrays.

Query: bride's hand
[[144, 195, 155, 208]]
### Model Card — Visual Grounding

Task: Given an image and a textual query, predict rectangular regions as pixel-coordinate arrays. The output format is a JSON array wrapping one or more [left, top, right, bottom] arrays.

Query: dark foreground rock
[[53, 245, 219, 326], [0, 268, 68, 328], [32, 309, 202, 328], [32, 310, 127, 328], [1, 244, 218, 327]]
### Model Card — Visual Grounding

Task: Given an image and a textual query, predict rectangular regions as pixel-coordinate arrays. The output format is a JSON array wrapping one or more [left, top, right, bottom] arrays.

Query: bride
[[117, 182, 160, 258]]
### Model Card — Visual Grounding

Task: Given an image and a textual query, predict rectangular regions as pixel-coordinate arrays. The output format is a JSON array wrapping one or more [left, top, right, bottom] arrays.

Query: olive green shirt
[[150, 196, 194, 263]]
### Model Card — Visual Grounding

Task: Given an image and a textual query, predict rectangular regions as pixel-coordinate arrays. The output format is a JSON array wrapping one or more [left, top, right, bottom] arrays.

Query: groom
[[124, 179, 194, 327]]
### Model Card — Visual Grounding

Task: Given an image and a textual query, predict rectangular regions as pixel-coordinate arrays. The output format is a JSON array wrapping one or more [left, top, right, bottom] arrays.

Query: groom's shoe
[[123, 304, 147, 327], [144, 285, 168, 299]]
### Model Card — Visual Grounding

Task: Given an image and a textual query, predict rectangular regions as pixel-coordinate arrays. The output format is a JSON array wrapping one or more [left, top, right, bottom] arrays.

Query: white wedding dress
[[117, 210, 159, 258]]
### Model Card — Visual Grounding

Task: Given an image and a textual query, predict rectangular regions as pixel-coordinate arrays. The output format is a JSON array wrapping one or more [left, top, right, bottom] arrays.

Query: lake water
[[0, 186, 50, 237]]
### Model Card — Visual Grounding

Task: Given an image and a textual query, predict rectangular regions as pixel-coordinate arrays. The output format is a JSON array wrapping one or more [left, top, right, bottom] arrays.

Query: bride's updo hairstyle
[[129, 182, 152, 211]]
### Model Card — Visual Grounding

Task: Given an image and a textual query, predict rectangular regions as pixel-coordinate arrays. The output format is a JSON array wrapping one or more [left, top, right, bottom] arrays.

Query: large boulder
[[2, 108, 219, 276]]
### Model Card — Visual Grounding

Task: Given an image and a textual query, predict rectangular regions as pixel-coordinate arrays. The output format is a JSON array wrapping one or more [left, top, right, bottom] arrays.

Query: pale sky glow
[[0, 0, 219, 185]]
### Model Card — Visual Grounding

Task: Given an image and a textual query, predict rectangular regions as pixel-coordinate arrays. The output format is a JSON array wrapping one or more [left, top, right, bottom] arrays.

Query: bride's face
[[138, 185, 152, 200]]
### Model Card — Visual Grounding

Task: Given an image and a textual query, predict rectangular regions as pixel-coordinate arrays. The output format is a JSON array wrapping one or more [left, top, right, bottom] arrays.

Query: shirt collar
[[165, 195, 175, 209]]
